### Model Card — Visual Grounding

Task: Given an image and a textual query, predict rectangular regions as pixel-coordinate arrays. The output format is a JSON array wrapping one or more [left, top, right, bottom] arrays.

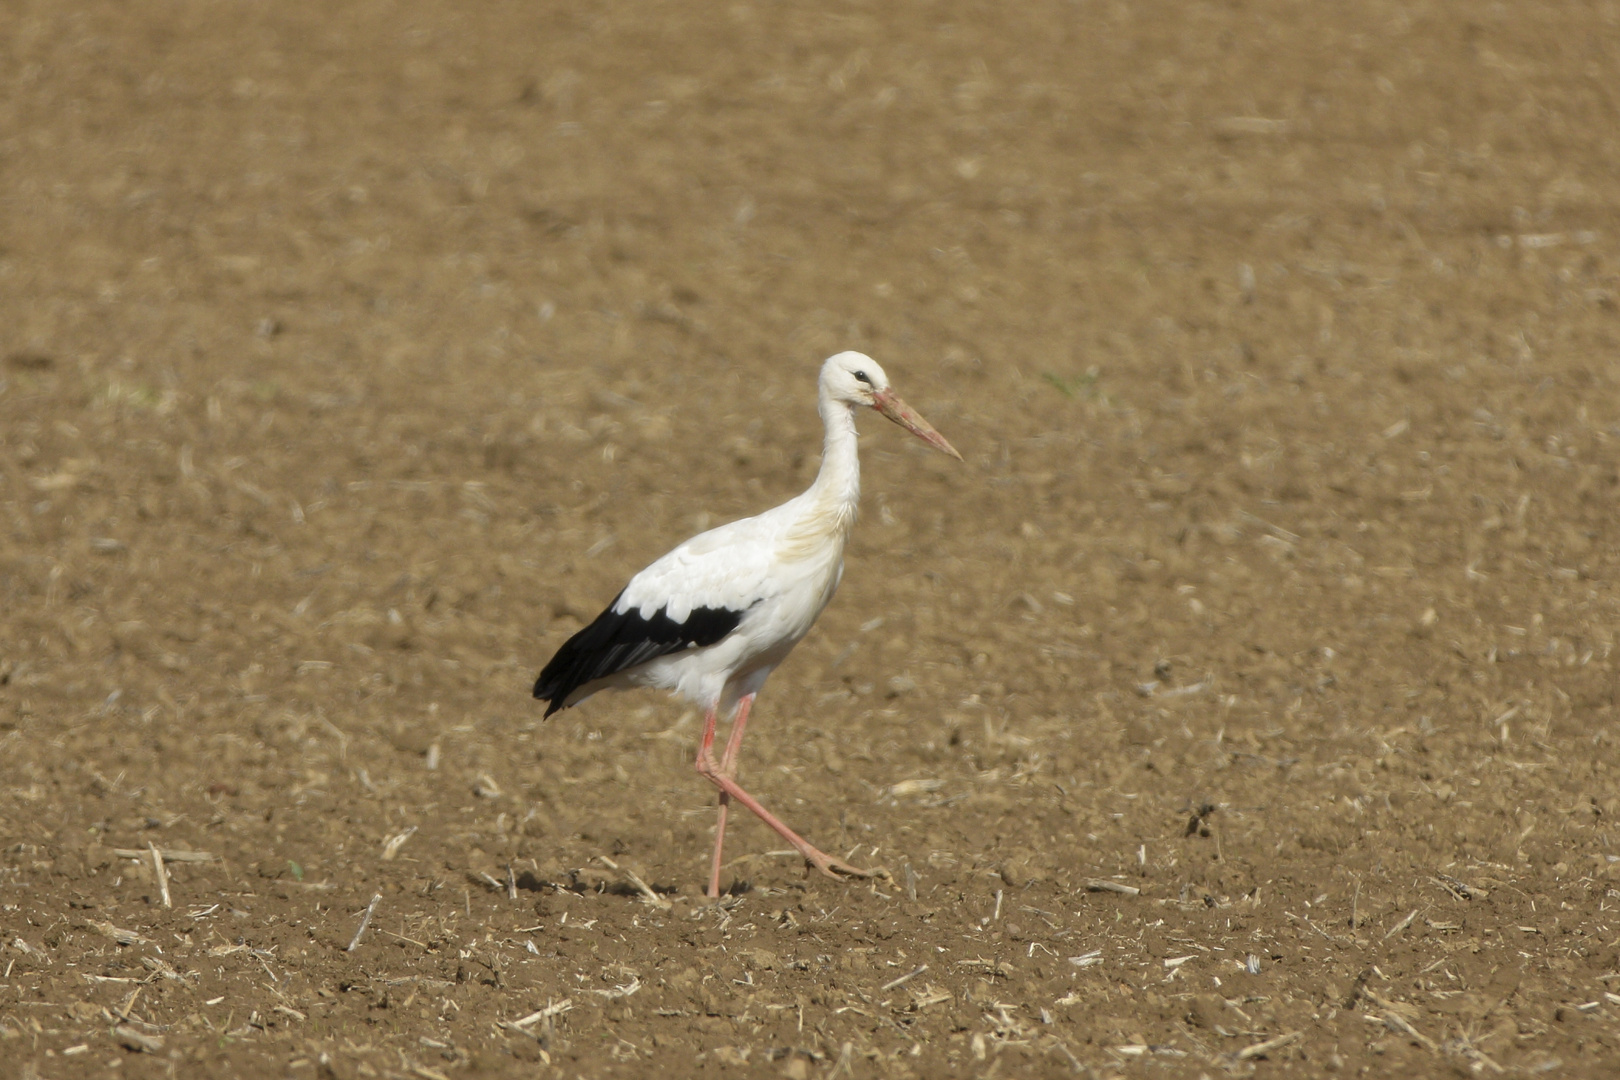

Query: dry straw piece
[[508, 999, 573, 1029], [380, 826, 418, 860], [1383, 909, 1420, 940], [879, 964, 929, 992], [114, 1025, 163, 1053], [148, 842, 171, 908], [346, 893, 383, 952], [86, 921, 150, 946], [1236, 1030, 1303, 1060], [1431, 874, 1487, 901], [596, 855, 672, 910], [9, 937, 52, 964], [110, 847, 216, 862]]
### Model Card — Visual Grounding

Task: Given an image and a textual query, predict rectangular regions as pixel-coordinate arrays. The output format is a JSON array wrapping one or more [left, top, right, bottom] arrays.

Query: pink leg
[[707, 693, 764, 896], [695, 695, 881, 896], [704, 694, 769, 895], [698, 707, 731, 899], [718, 693, 754, 777]]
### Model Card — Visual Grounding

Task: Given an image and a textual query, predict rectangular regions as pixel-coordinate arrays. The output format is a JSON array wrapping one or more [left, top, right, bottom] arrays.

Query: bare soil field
[[4, 1, 1620, 1076]]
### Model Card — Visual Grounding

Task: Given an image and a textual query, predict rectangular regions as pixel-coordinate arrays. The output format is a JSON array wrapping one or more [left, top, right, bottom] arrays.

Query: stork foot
[[804, 849, 889, 886], [695, 700, 893, 893]]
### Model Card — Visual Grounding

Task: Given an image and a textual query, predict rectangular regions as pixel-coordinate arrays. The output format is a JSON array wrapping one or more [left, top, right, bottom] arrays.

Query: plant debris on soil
[[4, 1, 1620, 1077]]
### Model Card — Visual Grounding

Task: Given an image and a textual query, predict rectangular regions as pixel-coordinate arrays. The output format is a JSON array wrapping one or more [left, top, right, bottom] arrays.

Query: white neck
[[778, 391, 862, 557], [810, 391, 862, 514]]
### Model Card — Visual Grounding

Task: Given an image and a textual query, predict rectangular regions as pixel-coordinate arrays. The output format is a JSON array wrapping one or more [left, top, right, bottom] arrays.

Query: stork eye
[[853, 371, 872, 386]]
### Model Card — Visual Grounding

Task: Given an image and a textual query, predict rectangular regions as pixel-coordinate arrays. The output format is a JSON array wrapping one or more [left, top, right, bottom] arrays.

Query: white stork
[[534, 352, 961, 898]]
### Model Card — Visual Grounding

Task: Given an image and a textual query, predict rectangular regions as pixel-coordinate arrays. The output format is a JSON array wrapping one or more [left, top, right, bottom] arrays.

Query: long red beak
[[873, 390, 963, 460]]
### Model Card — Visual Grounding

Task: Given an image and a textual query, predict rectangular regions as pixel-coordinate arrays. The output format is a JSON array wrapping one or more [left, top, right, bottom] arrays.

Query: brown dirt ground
[[5, 1, 1620, 1077]]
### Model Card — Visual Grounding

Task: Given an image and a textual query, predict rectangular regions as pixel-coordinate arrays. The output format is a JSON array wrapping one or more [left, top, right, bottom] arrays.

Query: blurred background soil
[[4, 1, 1620, 1076]]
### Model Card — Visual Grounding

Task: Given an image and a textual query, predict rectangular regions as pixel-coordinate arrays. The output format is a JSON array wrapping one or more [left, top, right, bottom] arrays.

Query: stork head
[[821, 351, 963, 460]]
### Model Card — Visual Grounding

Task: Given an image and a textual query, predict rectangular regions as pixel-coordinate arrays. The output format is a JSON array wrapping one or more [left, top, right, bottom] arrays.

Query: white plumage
[[611, 510, 843, 712], [534, 351, 961, 897]]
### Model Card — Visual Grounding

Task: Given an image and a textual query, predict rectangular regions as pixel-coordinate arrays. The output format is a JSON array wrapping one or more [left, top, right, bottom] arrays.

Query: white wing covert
[[616, 515, 786, 623]]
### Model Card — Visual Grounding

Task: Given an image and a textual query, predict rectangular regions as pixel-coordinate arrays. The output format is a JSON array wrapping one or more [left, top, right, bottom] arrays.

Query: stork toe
[[806, 850, 890, 885]]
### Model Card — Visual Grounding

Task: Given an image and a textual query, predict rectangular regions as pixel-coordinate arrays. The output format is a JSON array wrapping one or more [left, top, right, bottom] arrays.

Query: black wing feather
[[533, 592, 742, 717]]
